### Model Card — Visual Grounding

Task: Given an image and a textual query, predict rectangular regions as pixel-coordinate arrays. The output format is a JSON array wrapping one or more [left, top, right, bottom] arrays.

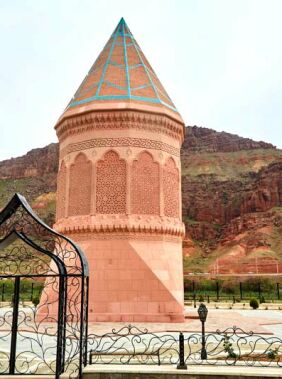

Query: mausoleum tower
[[54, 18, 185, 322]]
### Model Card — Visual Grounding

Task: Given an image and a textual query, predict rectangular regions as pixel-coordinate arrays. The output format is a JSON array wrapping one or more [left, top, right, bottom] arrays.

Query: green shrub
[[223, 335, 237, 358], [250, 298, 259, 309], [267, 348, 278, 360]]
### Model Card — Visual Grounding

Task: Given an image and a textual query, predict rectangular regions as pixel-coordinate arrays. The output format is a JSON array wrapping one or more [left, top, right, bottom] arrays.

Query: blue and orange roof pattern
[[67, 18, 179, 114]]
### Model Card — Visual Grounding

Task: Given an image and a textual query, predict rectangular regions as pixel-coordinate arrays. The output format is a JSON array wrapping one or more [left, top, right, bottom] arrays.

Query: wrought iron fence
[[88, 322, 282, 368], [0, 194, 89, 379], [88, 325, 179, 365], [193, 326, 282, 367], [184, 280, 282, 303]]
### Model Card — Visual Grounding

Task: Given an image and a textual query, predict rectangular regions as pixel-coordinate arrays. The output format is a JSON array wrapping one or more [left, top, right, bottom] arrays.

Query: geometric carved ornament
[[68, 153, 92, 216], [131, 151, 160, 215], [163, 157, 180, 218], [96, 150, 126, 214]]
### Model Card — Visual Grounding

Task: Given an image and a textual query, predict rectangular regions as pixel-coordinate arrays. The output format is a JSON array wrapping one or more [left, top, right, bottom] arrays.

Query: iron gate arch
[[0, 194, 89, 378]]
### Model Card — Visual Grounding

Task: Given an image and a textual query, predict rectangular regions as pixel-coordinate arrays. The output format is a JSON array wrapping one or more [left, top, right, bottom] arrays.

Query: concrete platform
[[83, 364, 282, 378]]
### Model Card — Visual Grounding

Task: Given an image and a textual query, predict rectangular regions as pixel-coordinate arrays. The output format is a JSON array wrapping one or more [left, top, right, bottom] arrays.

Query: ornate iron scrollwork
[[0, 194, 89, 379]]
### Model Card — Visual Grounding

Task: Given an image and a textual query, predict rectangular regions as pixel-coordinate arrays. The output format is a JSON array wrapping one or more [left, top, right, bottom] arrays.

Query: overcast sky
[[0, 0, 281, 160]]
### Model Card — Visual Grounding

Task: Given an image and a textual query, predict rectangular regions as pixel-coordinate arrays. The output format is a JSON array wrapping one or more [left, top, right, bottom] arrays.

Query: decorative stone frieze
[[54, 214, 185, 238], [56, 110, 184, 143], [60, 136, 180, 159]]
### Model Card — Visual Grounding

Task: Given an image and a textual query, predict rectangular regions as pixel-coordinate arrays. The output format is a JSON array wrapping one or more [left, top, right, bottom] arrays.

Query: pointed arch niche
[[68, 153, 92, 216], [56, 160, 67, 220], [96, 150, 126, 214], [131, 151, 160, 215], [163, 157, 180, 218]]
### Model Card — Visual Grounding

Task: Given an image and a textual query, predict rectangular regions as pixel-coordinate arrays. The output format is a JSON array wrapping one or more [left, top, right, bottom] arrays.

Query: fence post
[[30, 282, 34, 301], [2, 282, 5, 302], [177, 332, 187, 370], [277, 283, 280, 301], [193, 293, 196, 308], [9, 277, 20, 374], [258, 282, 261, 300], [216, 281, 219, 301], [240, 282, 243, 300]]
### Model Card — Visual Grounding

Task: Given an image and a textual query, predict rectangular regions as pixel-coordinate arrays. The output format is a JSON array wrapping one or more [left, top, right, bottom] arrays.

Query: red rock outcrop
[[182, 161, 282, 229], [0, 143, 58, 180], [181, 127, 282, 273], [183, 126, 275, 153], [240, 162, 282, 214]]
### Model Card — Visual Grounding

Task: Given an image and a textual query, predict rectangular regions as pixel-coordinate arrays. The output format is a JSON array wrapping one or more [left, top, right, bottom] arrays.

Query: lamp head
[[198, 303, 208, 322]]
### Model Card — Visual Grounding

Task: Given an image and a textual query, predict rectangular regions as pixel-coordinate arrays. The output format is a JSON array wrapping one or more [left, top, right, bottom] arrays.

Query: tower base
[[70, 233, 185, 323]]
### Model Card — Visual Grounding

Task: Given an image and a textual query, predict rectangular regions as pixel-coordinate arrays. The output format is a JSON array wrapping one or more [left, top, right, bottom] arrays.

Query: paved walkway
[[88, 307, 282, 335]]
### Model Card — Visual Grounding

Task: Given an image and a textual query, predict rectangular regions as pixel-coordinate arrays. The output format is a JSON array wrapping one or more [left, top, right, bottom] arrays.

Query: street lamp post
[[198, 303, 208, 360]]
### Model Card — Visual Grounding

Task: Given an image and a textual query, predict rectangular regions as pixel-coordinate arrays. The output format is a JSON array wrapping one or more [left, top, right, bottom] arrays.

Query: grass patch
[[181, 149, 282, 179]]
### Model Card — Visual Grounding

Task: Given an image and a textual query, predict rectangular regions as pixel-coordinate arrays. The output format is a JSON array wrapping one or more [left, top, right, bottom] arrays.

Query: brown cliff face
[[181, 127, 282, 273], [0, 143, 58, 225], [0, 126, 281, 274], [240, 162, 282, 214], [181, 127, 281, 224], [182, 161, 282, 226], [0, 143, 59, 180], [183, 126, 275, 153]]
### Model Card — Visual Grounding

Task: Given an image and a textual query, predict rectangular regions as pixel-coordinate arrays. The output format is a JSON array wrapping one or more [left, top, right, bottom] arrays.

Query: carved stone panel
[[68, 153, 92, 216], [163, 157, 180, 218], [131, 151, 160, 215], [96, 151, 126, 214]]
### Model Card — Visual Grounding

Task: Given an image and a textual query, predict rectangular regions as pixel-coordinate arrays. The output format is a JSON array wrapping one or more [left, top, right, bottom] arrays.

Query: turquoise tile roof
[[67, 18, 179, 114]]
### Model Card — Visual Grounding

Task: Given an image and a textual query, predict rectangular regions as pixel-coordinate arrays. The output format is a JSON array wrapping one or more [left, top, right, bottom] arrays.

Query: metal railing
[[184, 280, 282, 303], [88, 304, 282, 369]]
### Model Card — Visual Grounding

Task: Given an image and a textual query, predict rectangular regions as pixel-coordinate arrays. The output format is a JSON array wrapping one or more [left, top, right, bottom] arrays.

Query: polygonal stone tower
[[54, 18, 185, 322]]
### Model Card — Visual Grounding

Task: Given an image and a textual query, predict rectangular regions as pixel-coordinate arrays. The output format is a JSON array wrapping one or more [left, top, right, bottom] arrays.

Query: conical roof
[[61, 18, 183, 123]]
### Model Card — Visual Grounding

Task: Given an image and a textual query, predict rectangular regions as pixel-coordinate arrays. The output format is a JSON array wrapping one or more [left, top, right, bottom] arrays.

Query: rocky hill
[[0, 126, 281, 275], [182, 126, 282, 274], [0, 144, 58, 225], [183, 126, 274, 153], [0, 143, 58, 180]]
